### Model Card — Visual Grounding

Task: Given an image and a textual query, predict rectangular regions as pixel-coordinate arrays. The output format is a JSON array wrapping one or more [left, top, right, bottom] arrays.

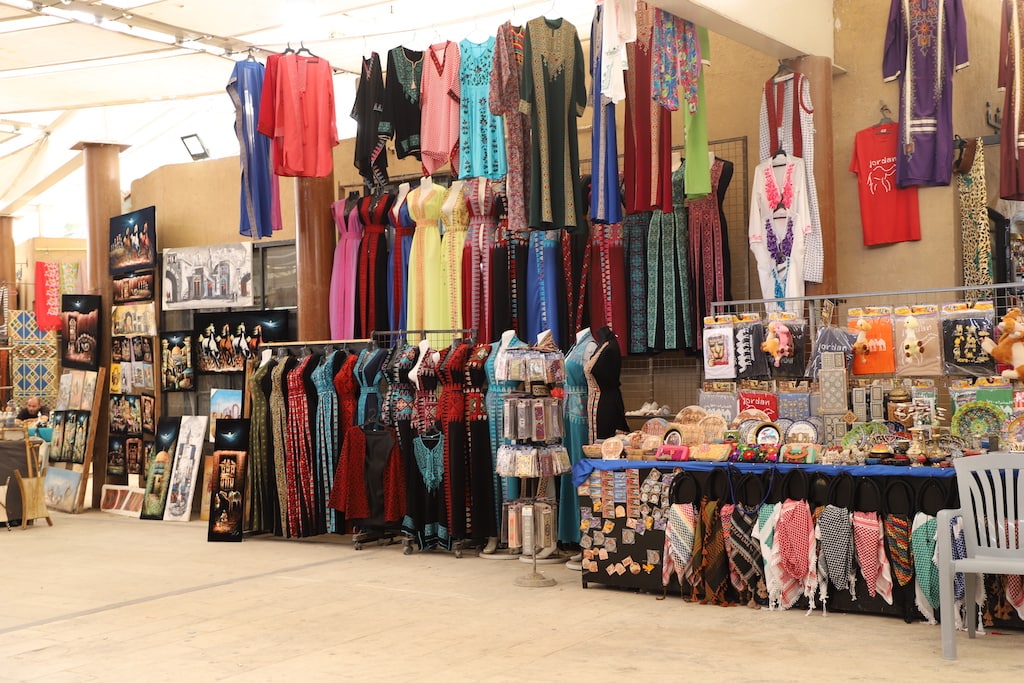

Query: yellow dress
[[439, 181, 469, 330], [406, 183, 447, 336]]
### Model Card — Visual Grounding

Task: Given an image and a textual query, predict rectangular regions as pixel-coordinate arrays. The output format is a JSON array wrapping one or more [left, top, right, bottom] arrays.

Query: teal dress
[[559, 329, 594, 544], [484, 337, 528, 517]]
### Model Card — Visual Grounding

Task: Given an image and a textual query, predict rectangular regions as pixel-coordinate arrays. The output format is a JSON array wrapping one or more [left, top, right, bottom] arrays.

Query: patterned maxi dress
[[490, 21, 530, 235], [559, 329, 595, 544], [312, 351, 343, 534], [334, 352, 359, 442], [584, 326, 629, 442], [463, 178, 497, 344], [587, 177, 628, 356], [465, 342, 497, 539], [484, 336, 529, 513], [247, 359, 277, 534], [285, 355, 318, 537], [420, 41, 461, 176], [387, 194, 415, 330], [688, 158, 734, 333], [355, 193, 394, 337], [329, 201, 363, 339], [269, 355, 296, 536], [490, 188, 530, 339], [406, 182, 447, 335], [381, 344, 422, 542], [412, 347, 446, 548], [459, 37, 506, 180], [437, 342, 473, 540], [623, 211, 650, 353], [355, 346, 389, 425], [440, 182, 469, 331], [647, 164, 693, 351]]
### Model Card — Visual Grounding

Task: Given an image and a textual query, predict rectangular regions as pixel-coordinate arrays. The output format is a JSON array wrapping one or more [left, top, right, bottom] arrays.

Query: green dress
[[647, 164, 693, 350], [519, 17, 587, 230]]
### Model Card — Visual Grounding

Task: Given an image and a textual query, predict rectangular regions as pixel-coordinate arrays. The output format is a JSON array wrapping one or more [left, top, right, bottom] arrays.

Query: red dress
[[586, 177, 629, 356], [355, 194, 394, 337], [436, 342, 472, 539], [329, 424, 406, 531], [334, 352, 359, 436], [463, 178, 497, 343]]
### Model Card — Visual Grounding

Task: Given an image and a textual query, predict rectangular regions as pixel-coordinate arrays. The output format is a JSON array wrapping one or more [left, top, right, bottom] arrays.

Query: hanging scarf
[[774, 498, 816, 610], [719, 502, 744, 594], [755, 503, 782, 609], [853, 511, 894, 604], [663, 502, 698, 589], [730, 503, 766, 604], [884, 512, 914, 588], [816, 504, 856, 605], [911, 512, 940, 623], [34, 262, 61, 332], [700, 496, 731, 605]]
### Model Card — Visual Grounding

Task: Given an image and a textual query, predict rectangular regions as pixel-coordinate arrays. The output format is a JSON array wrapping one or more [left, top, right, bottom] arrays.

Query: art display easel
[[45, 366, 106, 513]]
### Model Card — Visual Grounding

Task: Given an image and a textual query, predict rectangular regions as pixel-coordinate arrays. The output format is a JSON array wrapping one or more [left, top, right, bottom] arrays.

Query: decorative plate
[[775, 418, 794, 437], [732, 409, 772, 428], [753, 422, 783, 446], [951, 400, 1007, 439], [737, 419, 760, 444], [1004, 412, 1024, 444], [601, 437, 624, 458], [882, 420, 908, 434], [786, 419, 819, 444], [841, 422, 885, 449], [641, 417, 670, 437], [699, 414, 728, 442], [675, 405, 707, 425]]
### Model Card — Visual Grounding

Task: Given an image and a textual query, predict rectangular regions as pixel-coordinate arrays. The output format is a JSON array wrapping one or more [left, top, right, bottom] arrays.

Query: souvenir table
[[572, 458, 968, 621]]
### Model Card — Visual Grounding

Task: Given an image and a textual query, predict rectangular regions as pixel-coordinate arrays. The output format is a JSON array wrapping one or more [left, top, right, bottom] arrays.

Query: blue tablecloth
[[571, 458, 956, 487]]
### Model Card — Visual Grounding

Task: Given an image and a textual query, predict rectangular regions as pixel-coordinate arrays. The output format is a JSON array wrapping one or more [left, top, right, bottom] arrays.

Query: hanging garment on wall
[[525, 229, 565, 348], [600, 0, 637, 103], [759, 71, 822, 283], [459, 37, 506, 180], [624, 1, 672, 214], [590, 5, 622, 225], [227, 59, 279, 239], [0, 285, 9, 343], [410, 430, 448, 549], [560, 329, 595, 545], [623, 211, 649, 353], [437, 342, 472, 539], [647, 164, 693, 351], [405, 182, 447, 333], [284, 355, 319, 538], [683, 27, 712, 200], [882, 0, 969, 188], [465, 343, 497, 540], [850, 123, 921, 246], [748, 156, 813, 314], [464, 178, 497, 344], [588, 219, 628, 356], [354, 346, 389, 425], [490, 21, 530, 234], [583, 325, 629, 442], [248, 359, 278, 534], [954, 140, 994, 288], [312, 350, 344, 534], [490, 192, 530, 339], [257, 52, 339, 178], [387, 193, 415, 331], [688, 158, 734, 337], [352, 53, 388, 188], [329, 424, 406, 533], [334, 352, 359, 439], [268, 355, 296, 536], [329, 202, 362, 339], [421, 41, 461, 176], [34, 262, 61, 332], [380, 46, 424, 160], [563, 215, 592, 341], [440, 182, 469, 330], [1000, 0, 1024, 200], [521, 16, 587, 230], [355, 193, 393, 338], [381, 344, 423, 543]]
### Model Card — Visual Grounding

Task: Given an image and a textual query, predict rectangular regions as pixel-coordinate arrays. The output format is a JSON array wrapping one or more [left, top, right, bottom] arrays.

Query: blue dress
[[355, 347, 388, 425], [484, 336, 528, 513], [227, 60, 275, 239], [525, 230, 563, 347], [559, 329, 594, 543], [387, 199, 415, 330], [459, 37, 507, 180], [589, 5, 622, 225], [311, 351, 341, 533]]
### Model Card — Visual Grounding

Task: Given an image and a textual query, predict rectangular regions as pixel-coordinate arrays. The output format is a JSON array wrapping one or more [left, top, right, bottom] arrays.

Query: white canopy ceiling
[[0, 0, 594, 239]]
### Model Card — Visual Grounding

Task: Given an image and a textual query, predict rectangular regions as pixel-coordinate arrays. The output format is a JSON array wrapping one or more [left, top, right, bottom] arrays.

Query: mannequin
[[407, 338, 434, 388], [420, 174, 434, 192], [391, 181, 411, 224], [671, 150, 683, 172], [442, 179, 466, 220], [536, 328, 554, 348]]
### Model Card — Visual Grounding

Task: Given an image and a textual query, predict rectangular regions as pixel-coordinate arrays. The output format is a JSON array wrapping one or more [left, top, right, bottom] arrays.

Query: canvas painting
[[141, 439, 155, 485], [60, 294, 101, 371], [111, 303, 157, 336], [141, 395, 155, 434], [162, 242, 254, 310], [163, 415, 208, 522], [130, 336, 154, 364], [208, 388, 243, 442], [68, 370, 85, 411], [80, 371, 98, 411], [111, 336, 131, 363], [109, 206, 156, 275], [56, 373, 72, 411], [200, 454, 214, 522], [141, 417, 180, 520], [48, 411, 66, 463], [68, 411, 89, 464], [126, 437, 143, 475], [160, 331, 195, 392], [193, 310, 290, 374], [106, 435, 127, 477], [110, 394, 143, 436], [113, 272, 155, 304], [100, 484, 144, 517], [207, 450, 248, 542], [44, 467, 82, 513]]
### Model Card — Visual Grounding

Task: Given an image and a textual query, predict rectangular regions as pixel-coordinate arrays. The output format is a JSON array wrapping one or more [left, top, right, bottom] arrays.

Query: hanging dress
[[589, 4, 622, 225], [247, 359, 277, 534], [334, 351, 359, 439], [563, 212, 591, 341], [226, 59, 279, 239], [439, 182, 469, 331], [354, 346, 388, 425], [330, 424, 406, 532], [329, 202, 363, 339], [387, 195, 415, 331], [583, 326, 629, 442], [459, 37, 507, 180], [382, 344, 422, 541], [647, 163, 693, 351], [587, 175, 628, 354], [352, 52, 388, 189], [406, 183, 447, 334], [311, 350, 343, 534], [525, 229, 565, 347], [420, 41, 461, 176], [559, 329, 595, 544], [490, 21, 530, 235], [437, 342, 473, 539], [465, 342, 497, 540], [284, 354, 319, 538], [490, 188, 530, 338], [269, 355, 296, 536], [623, 211, 650, 353], [413, 347, 441, 434], [355, 194, 394, 337], [688, 158, 734, 331], [380, 46, 424, 161], [464, 178, 497, 344], [412, 347, 447, 549]]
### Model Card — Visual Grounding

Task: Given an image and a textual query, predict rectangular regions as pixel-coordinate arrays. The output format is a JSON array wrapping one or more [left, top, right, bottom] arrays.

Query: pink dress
[[329, 202, 363, 338], [420, 41, 461, 176]]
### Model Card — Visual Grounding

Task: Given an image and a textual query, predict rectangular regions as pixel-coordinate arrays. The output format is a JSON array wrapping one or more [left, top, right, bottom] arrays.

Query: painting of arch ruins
[[162, 242, 254, 311]]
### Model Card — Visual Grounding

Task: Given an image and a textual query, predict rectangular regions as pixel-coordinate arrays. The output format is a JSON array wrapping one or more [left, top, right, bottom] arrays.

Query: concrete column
[[792, 55, 838, 296], [294, 174, 335, 341], [0, 215, 14, 291], [73, 141, 125, 508]]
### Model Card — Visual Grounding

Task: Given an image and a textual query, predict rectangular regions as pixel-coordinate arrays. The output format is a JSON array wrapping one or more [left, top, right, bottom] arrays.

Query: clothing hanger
[[296, 41, 318, 58], [877, 102, 895, 127], [772, 59, 793, 80], [770, 147, 788, 167], [282, 42, 294, 55], [246, 47, 258, 62]]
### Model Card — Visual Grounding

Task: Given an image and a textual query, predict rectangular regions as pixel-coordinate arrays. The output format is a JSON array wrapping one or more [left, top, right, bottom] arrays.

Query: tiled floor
[[1, 511, 1022, 681]]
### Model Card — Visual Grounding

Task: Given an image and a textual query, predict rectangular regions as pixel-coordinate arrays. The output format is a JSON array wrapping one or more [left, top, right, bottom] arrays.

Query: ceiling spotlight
[[180, 133, 209, 161]]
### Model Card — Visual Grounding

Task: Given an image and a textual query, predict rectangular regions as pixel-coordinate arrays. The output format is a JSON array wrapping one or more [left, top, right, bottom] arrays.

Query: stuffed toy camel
[[981, 307, 1024, 379]]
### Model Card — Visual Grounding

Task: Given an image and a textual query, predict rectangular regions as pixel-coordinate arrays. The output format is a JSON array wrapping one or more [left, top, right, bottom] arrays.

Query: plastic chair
[[937, 452, 1024, 659]]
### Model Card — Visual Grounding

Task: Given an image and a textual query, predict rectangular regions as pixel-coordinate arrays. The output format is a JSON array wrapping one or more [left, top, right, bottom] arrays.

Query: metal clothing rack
[[371, 328, 476, 348]]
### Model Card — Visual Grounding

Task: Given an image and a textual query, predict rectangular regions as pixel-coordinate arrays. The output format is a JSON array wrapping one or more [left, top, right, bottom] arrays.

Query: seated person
[[16, 396, 49, 422]]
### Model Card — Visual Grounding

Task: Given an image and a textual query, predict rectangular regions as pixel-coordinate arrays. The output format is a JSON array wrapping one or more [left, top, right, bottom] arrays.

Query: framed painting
[[141, 395, 155, 434], [109, 206, 156, 275], [207, 450, 248, 542], [126, 437, 143, 475], [56, 373, 72, 411], [80, 371, 98, 411], [48, 411, 66, 463], [130, 336, 154, 364], [160, 331, 195, 392], [61, 294, 101, 371], [162, 242, 254, 310], [113, 272, 155, 304], [111, 303, 157, 337], [163, 415, 208, 522], [111, 336, 130, 364], [68, 370, 85, 411], [106, 435, 127, 477], [44, 467, 82, 513], [141, 417, 180, 520], [67, 411, 89, 465], [208, 388, 243, 442], [193, 310, 290, 374]]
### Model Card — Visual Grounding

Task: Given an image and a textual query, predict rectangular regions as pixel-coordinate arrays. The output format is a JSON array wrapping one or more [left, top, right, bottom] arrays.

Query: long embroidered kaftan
[[440, 182, 469, 330], [647, 165, 693, 351], [421, 41, 461, 176], [590, 5, 622, 225], [519, 17, 587, 230], [227, 60, 279, 239], [688, 159, 733, 336], [459, 38, 506, 180], [999, 0, 1024, 199], [490, 22, 530, 234], [387, 194, 415, 330], [406, 183, 447, 334], [560, 329, 596, 544], [355, 193, 393, 338], [748, 156, 813, 314], [380, 46, 424, 160], [464, 178, 497, 344], [883, 0, 969, 188], [352, 53, 388, 188]]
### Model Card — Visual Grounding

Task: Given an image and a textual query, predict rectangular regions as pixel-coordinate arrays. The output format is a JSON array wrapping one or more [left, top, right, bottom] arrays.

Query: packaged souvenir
[[804, 325, 856, 378], [941, 302, 995, 377], [734, 314, 770, 380], [703, 317, 736, 379], [848, 306, 896, 376]]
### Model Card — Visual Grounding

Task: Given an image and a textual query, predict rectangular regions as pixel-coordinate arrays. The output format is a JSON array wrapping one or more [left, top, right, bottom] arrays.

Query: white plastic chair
[[937, 452, 1024, 659]]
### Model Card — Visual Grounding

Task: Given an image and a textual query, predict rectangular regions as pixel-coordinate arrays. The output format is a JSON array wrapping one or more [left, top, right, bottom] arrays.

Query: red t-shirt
[[849, 124, 921, 246]]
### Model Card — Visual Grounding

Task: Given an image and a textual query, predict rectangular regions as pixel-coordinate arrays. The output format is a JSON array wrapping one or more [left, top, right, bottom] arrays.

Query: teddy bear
[[761, 320, 793, 367], [980, 307, 1024, 379], [852, 316, 871, 360]]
